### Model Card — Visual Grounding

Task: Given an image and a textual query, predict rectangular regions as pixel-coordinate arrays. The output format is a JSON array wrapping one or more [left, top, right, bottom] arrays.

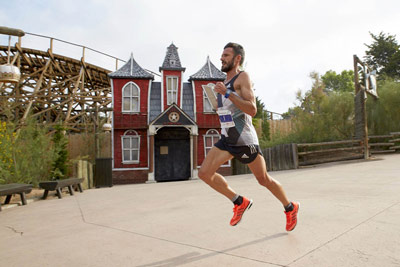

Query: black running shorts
[[214, 136, 263, 164]]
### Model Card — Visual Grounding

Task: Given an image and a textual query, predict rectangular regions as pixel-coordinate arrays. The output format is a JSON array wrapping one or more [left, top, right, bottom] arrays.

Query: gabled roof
[[159, 43, 185, 72], [148, 82, 195, 123], [109, 53, 154, 79], [190, 56, 226, 81], [149, 103, 196, 127]]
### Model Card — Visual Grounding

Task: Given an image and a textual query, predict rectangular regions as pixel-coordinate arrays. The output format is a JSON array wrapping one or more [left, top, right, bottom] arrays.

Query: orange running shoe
[[230, 197, 253, 226], [285, 202, 300, 231]]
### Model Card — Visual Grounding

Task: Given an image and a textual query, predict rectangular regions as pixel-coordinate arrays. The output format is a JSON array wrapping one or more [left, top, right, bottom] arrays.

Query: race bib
[[217, 109, 235, 128]]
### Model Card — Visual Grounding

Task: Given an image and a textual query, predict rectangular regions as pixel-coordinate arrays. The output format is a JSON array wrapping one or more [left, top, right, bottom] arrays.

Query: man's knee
[[198, 167, 211, 182], [257, 174, 273, 188]]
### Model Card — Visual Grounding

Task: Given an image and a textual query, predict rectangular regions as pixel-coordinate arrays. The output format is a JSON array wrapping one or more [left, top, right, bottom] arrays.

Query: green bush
[[51, 124, 69, 180], [367, 79, 400, 135], [262, 71, 355, 147], [0, 118, 58, 186], [13, 119, 55, 186], [0, 121, 16, 184]]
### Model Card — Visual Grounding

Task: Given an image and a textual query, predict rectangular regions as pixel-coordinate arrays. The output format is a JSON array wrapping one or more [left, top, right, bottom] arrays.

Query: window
[[204, 129, 220, 156], [166, 76, 178, 104], [122, 82, 140, 112], [202, 83, 216, 112], [122, 130, 140, 163]]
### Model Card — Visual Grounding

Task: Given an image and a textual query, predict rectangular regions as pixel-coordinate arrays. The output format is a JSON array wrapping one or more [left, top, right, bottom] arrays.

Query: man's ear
[[235, 55, 242, 66]]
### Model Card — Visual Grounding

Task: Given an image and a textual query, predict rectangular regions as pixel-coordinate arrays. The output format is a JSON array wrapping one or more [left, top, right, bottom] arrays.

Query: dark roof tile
[[159, 43, 185, 71], [190, 56, 225, 81], [109, 53, 154, 79]]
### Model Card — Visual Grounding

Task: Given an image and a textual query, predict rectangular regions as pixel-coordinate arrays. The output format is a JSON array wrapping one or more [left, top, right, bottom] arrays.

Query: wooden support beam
[[65, 67, 84, 122], [21, 59, 51, 121], [15, 43, 32, 67]]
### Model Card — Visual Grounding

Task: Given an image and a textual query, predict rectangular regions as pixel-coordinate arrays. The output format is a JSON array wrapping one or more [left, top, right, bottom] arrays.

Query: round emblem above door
[[168, 112, 180, 123]]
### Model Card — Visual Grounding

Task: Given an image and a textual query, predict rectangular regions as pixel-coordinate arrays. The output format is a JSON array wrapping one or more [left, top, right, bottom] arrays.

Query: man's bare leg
[[247, 154, 290, 207], [199, 146, 254, 226], [198, 146, 236, 200]]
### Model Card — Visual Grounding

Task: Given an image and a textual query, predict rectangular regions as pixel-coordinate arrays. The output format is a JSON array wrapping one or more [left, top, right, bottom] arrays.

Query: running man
[[198, 42, 299, 231]]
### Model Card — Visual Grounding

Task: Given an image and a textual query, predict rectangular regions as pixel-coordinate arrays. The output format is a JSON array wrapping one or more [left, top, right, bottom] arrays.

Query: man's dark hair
[[224, 42, 245, 66]]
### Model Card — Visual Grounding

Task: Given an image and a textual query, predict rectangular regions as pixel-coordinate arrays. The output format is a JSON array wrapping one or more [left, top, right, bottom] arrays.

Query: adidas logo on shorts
[[241, 154, 249, 159]]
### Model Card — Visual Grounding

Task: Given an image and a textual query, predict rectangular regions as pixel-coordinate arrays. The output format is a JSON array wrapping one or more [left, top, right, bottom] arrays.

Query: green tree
[[254, 96, 270, 144], [52, 124, 69, 180], [364, 32, 400, 79], [270, 71, 355, 145], [12, 118, 55, 185], [321, 70, 354, 93], [367, 79, 400, 135], [0, 121, 16, 184]]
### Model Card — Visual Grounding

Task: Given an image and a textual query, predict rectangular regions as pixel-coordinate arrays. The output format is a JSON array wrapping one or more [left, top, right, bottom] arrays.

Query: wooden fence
[[232, 143, 298, 174], [67, 132, 111, 161], [269, 119, 293, 140], [66, 131, 398, 177], [263, 144, 298, 171], [233, 132, 400, 174], [297, 140, 364, 166], [369, 132, 400, 154]]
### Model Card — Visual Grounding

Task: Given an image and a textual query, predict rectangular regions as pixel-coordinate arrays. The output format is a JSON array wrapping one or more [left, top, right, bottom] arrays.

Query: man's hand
[[214, 82, 227, 95]]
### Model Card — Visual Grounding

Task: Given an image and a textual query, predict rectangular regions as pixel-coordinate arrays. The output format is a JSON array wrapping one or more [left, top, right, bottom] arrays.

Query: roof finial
[[130, 52, 134, 76], [207, 55, 212, 78]]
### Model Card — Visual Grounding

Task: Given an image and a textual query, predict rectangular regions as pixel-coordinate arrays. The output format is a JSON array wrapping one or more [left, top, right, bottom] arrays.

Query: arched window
[[122, 130, 140, 163], [122, 82, 140, 112], [204, 129, 220, 156]]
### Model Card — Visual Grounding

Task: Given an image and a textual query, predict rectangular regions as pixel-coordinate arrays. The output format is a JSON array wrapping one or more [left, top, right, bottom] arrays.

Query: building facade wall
[[111, 53, 231, 184], [113, 128, 148, 169], [112, 78, 150, 115], [112, 169, 148, 184]]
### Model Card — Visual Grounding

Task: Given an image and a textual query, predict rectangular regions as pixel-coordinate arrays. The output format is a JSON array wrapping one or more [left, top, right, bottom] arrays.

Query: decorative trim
[[161, 70, 164, 112], [121, 130, 140, 164], [180, 71, 184, 108], [111, 80, 115, 169], [191, 80, 197, 122], [112, 168, 149, 171], [147, 80, 152, 124], [166, 75, 179, 105], [121, 81, 140, 113]]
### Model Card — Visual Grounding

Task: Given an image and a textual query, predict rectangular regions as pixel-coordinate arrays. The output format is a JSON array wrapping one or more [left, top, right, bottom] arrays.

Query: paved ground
[[1, 154, 399, 267]]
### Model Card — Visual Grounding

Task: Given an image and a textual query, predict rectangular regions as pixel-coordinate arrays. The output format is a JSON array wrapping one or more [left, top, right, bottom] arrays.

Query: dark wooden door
[[155, 127, 190, 182]]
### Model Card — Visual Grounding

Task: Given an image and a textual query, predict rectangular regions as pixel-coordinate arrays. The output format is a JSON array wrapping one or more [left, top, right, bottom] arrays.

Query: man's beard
[[221, 59, 234, 72]]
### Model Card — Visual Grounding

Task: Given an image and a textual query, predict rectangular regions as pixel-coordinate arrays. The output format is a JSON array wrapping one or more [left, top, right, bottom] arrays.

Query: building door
[[155, 127, 190, 182]]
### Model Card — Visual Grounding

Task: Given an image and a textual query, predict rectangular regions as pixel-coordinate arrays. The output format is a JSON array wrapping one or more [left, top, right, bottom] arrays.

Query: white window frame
[[204, 129, 220, 156], [121, 130, 140, 164], [166, 76, 178, 105], [203, 129, 230, 167], [202, 83, 217, 113], [122, 82, 140, 113]]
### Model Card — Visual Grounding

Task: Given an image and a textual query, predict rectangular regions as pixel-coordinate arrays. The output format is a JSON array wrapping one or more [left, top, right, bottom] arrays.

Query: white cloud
[[2, 0, 400, 113]]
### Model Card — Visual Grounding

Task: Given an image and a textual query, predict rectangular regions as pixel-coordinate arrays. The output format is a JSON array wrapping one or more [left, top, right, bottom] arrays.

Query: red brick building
[[109, 44, 231, 184]]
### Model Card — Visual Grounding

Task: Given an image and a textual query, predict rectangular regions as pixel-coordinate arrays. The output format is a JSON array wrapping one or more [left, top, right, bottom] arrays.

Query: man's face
[[220, 47, 237, 72]]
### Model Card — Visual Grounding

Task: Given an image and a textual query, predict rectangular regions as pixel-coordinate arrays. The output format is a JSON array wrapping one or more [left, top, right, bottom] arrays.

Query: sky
[[2, 0, 400, 114]]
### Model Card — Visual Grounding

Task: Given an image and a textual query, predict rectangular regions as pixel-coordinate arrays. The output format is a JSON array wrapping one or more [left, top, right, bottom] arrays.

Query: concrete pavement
[[1, 154, 399, 267]]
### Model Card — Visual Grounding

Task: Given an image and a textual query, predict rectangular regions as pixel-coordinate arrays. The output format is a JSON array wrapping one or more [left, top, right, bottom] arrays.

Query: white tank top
[[218, 72, 259, 146]]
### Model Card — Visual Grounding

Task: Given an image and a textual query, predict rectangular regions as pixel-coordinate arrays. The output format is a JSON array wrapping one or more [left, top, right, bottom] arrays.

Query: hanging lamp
[[0, 26, 25, 83]]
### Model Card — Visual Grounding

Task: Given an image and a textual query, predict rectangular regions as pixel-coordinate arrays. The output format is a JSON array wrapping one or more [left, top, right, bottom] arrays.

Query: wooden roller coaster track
[[0, 33, 118, 132]]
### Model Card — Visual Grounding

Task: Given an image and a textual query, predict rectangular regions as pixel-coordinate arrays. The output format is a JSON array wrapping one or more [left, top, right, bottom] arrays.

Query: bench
[[39, 178, 84, 199], [0, 183, 33, 211]]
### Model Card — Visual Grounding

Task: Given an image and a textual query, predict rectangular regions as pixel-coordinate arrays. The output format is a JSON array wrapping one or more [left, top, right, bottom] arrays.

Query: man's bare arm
[[214, 72, 257, 117]]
